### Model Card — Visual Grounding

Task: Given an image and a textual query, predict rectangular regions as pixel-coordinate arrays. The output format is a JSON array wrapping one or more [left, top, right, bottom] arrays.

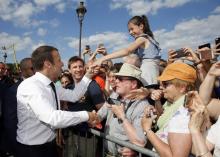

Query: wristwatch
[[143, 128, 152, 136]]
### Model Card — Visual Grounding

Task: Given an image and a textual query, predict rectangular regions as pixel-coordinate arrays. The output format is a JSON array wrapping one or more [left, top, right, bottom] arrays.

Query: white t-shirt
[[206, 116, 220, 157], [156, 105, 190, 143]]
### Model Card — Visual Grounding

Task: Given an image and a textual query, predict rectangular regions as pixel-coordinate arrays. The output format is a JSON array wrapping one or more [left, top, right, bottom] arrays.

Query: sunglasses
[[115, 76, 133, 82], [161, 81, 172, 88]]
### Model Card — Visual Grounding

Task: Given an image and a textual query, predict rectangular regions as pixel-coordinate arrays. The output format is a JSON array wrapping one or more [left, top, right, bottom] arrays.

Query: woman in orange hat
[[141, 62, 198, 157]]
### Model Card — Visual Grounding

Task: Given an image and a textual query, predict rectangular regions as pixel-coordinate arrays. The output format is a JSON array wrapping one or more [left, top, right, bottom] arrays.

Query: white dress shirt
[[17, 72, 91, 145]]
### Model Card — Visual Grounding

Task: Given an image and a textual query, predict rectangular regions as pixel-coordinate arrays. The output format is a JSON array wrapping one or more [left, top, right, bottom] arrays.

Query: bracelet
[[197, 150, 210, 157], [143, 128, 152, 136]]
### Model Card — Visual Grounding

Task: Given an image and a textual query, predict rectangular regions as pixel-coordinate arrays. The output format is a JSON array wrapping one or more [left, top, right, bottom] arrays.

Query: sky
[[0, 0, 220, 68]]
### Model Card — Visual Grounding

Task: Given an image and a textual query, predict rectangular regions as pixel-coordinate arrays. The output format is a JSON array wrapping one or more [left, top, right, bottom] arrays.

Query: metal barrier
[[88, 128, 159, 157], [63, 128, 159, 157]]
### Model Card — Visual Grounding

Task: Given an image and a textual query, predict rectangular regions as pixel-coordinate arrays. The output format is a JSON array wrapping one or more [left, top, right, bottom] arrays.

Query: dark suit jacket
[[2, 80, 22, 154]]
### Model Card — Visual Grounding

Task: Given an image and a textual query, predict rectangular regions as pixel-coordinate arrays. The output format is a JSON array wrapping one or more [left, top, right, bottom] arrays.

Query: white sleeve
[[206, 117, 220, 145], [57, 76, 91, 102], [168, 108, 190, 134], [17, 82, 89, 129], [97, 102, 109, 121]]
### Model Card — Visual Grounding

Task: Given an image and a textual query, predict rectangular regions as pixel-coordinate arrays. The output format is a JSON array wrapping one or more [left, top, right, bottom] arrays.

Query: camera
[[174, 49, 187, 58], [107, 97, 121, 105], [98, 43, 104, 48], [85, 45, 90, 50], [215, 37, 220, 54], [198, 43, 213, 60], [198, 43, 211, 49], [107, 97, 122, 119]]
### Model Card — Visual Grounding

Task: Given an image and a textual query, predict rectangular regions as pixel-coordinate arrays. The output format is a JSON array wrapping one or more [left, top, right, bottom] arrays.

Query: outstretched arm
[[188, 92, 214, 157], [199, 61, 220, 105], [95, 37, 147, 65]]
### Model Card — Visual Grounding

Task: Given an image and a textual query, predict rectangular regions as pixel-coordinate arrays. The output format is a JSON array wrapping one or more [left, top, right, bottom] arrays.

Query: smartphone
[[198, 43, 211, 49], [98, 43, 104, 48], [107, 97, 121, 118], [107, 98, 121, 105], [174, 49, 186, 58], [215, 37, 220, 54], [198, 43, 212, 60], [85, 45, 90, 50]]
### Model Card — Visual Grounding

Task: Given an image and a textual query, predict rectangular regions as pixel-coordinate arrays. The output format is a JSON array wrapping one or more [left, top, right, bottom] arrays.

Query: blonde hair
[[169, 79, 195, 92]]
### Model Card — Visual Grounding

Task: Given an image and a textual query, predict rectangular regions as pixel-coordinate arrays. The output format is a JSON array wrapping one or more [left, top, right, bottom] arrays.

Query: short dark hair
[[68, 56, 84, 69], [0, 62, 5, 65], [20, 58, 32, 71], [31, 45, 58, 71]]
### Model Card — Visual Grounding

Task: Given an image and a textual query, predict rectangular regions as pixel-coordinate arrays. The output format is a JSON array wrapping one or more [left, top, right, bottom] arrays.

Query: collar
[[35, 72, 52, 86]]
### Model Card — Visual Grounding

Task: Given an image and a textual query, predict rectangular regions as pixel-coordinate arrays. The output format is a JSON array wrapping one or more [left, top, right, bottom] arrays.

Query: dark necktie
[[50, 82, 59, 110]]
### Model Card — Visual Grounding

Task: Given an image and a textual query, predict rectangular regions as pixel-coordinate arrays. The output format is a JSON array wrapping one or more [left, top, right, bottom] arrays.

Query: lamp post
[[76, 1, 87, 58], [3, 52, 7, 63], [1, 44, 18, 70]]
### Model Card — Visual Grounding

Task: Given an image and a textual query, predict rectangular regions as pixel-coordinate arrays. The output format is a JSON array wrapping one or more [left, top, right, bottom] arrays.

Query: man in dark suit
[[2, 58, 34, 156], [0, 62, 14, 156]]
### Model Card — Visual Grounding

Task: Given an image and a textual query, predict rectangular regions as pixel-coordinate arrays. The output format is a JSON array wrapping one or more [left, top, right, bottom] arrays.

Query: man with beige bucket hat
[[93, 63, 150, 157]]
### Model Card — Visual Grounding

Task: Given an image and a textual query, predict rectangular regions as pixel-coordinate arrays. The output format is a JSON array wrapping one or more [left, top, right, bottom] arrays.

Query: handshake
[[87, 110, 101, 128]]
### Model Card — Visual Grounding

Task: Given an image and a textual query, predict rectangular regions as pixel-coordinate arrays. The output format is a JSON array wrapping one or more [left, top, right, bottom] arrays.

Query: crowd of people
[[0, 14, 220, 157]]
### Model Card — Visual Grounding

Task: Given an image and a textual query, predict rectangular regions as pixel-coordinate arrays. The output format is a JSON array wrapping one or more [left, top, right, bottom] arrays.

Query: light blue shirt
[[134, 34, 161, 59]]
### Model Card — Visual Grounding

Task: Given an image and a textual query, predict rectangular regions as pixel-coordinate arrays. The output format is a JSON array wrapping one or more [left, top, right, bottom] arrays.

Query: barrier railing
[[88, 128, 159, 157]]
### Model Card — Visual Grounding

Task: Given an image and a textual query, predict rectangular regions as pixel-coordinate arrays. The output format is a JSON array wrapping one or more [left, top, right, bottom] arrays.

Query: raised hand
[[125, 87, 150, 101], [96, 47, 107, 56], [208, 61, 220, 77], [188, 91, 211, 132], [82, 49, 91, 55], [213, 43, 220, 54], [141, 105, 157, 131], [167, 49, 177, 64], [118, 147, 137, 157], [150, 89, 163, 101], [84, 62, 100, 79], [182, 47, 200, 63], [110, 103, 126, 120]]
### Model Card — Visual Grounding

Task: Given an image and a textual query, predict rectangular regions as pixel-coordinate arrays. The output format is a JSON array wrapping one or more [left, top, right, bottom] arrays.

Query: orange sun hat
[[158, 62, 197, 83]]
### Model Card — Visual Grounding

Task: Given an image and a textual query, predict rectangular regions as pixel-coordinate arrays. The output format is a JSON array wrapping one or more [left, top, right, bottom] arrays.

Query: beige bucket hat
[[115, 63, 145, 86]]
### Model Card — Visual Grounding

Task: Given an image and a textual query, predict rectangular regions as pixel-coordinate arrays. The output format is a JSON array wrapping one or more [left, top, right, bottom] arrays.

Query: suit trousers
[[16, 140, 58, 157]]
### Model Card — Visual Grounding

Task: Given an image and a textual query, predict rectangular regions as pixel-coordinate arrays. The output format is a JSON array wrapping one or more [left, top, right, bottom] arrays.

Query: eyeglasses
[[115, 76, 133, 82], [161, 81, 172, 88], [101, 64, 109, 69]]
